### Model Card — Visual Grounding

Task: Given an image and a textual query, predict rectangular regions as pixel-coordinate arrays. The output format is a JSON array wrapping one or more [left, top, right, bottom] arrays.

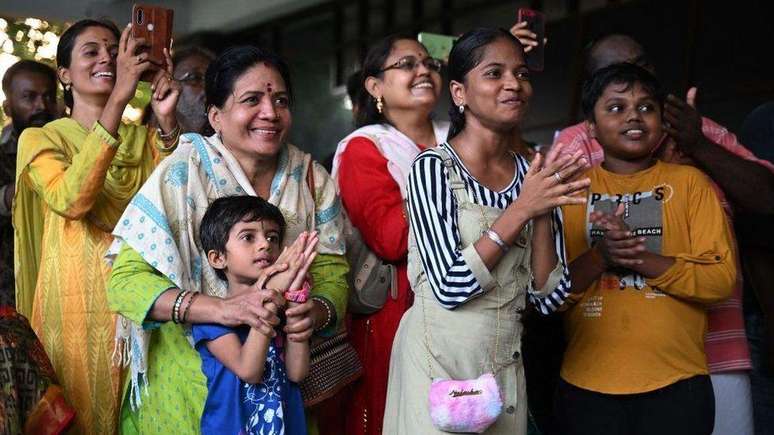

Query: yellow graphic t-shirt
[[561, 161, 735, 394]]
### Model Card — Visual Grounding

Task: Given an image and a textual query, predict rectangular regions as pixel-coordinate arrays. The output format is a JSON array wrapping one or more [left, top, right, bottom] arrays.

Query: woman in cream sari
[[13, 19, 180, 434], [106, 46, 348, 434]]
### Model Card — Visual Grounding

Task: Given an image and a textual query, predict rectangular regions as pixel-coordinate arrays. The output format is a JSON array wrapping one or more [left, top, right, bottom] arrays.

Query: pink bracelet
[[284, 281, 311, 303]]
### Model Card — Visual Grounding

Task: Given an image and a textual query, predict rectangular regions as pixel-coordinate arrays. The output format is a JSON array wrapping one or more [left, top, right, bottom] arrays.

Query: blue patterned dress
[[192, 323, 306, 435]]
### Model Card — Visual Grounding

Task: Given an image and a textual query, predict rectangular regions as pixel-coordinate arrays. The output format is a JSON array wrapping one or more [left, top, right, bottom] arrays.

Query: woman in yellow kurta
[[13, 19, 180, 434]]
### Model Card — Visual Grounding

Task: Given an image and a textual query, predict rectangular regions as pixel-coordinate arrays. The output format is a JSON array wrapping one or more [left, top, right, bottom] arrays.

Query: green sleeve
[[107, 243, 176, 329], [309, 253, 349, 337]]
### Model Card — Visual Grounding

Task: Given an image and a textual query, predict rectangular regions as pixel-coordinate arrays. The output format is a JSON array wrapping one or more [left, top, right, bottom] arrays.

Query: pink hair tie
[[284, 281, 311, 303]]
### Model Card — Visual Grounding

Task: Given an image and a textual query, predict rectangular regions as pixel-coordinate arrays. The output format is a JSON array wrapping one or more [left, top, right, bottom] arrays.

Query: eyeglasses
[[174, 71, 205, 85], [380, 56, 443, 73]]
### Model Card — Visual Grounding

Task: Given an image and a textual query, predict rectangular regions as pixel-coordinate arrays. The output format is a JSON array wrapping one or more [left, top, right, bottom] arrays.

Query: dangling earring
[[217, 130, 223, 143], [63, 83, 71, 92], [376, 96, 384, 114], [458, 104, 465, 114]]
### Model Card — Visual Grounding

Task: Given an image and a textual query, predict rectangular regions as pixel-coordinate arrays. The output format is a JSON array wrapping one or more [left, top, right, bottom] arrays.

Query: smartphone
[[517, 8, 545, 72], [131, 4, 174, 82], [417, 32, 457, 64]]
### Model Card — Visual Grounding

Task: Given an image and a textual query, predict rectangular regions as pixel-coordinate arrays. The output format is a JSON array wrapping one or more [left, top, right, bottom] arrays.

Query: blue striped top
[[407, 142, 571, 312]]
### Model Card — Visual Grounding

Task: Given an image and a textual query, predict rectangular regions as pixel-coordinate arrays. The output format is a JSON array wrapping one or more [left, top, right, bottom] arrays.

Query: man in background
[[172, 46, 215, 135], [0, 60, 58, 306]]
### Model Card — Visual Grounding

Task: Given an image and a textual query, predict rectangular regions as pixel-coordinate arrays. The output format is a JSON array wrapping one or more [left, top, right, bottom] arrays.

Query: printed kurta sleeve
[[308, 159, 349, 336], [408, 153, 492, 309], [646, 171, 736, 304], [107, 243, 176, 329], [338, 137, 409, 261], [20, 122, 120, 220], [308, 253, 349, 337]]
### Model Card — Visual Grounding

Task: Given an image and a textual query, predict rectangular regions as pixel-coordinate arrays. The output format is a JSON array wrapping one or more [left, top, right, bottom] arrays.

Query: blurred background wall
[[2, 0, 773, 160]]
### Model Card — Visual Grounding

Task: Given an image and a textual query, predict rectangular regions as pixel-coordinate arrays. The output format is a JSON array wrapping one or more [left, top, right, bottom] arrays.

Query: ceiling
[[1, 0, 327, 36]]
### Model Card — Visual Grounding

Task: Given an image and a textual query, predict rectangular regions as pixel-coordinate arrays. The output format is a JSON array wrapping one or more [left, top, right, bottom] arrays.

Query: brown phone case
[[131, 4, 173, 82]]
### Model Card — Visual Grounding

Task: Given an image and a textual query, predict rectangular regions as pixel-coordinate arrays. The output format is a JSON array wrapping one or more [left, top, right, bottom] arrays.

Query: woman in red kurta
[[331, 34, 448, 435]]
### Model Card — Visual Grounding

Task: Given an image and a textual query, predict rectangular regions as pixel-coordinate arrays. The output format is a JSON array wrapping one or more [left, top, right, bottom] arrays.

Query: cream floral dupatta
[[106, 132, 345, 407]]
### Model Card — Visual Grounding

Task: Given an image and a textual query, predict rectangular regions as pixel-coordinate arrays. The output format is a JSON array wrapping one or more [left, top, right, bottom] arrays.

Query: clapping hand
[[511, 143, 591, 220], [256, 231, 318, 293], [590, 203, 646, 269]]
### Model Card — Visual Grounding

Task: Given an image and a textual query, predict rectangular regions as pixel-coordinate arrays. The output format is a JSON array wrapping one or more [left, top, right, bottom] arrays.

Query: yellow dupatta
[[13, 118, 168, 316]]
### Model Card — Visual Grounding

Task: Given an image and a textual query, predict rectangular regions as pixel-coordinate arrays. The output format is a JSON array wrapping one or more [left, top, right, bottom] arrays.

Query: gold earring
[[376, 96, 384, 114]]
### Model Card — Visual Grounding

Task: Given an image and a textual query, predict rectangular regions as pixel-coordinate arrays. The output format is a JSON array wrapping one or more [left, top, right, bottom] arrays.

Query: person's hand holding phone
[[149, 48, 181, 134], [514, 8, 546, 71], [113, 24, 153, 106], [509, 21, 547, 53]]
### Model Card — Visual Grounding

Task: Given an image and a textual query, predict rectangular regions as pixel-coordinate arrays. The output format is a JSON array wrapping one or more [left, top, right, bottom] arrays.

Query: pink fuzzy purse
[[421, 288, 507, 433], [428, 373, 503, 433]]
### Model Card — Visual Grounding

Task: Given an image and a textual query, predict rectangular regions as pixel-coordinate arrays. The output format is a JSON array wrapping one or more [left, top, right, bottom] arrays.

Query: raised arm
[[408, 150, 586, 310], [19, 124, 121, 220], [664, 90, 774, 214]]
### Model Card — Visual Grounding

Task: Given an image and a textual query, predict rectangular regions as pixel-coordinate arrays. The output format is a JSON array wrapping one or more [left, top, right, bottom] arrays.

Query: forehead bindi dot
[[265, 83, 273, 93]]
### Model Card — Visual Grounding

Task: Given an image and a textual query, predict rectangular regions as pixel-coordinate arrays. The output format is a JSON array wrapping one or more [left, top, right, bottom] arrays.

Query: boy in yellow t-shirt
[[556, 63, 735, 435]]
